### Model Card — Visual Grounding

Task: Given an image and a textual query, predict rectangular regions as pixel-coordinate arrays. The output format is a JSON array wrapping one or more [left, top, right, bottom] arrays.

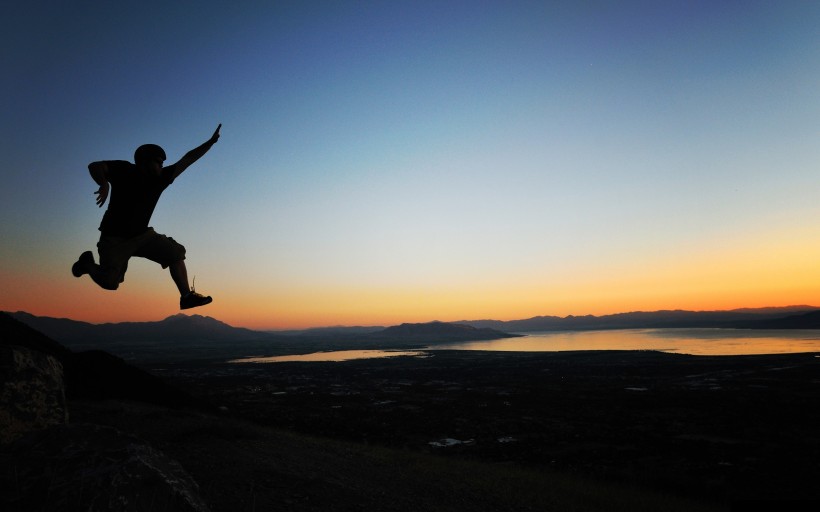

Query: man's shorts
[[97, 228, 186, 284]]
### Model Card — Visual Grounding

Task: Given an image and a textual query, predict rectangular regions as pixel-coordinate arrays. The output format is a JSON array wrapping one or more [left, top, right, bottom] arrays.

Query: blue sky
[[2, 1, 819, 328]]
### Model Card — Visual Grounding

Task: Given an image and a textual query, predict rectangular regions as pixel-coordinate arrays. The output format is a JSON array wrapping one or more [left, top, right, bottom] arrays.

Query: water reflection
[[433, 328, 820, 356], [228, 329, 820, 363], [230, 349, 427, 363]]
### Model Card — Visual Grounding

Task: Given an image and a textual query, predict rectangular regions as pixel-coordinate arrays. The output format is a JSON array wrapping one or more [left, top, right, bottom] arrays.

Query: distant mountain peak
[[373, 321, 519, 342], [161, 313, 234, 328], [163, 313, 215, 321]]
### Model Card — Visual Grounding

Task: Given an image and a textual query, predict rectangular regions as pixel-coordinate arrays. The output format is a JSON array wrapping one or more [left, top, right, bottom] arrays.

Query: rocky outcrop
[[0, 345, 67, 444], [2, 423, 210, 512]]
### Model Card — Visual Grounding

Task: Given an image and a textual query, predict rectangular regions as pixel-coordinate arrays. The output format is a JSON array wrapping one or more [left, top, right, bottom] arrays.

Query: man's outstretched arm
[[88, 161, 110, 207], [170, 124, 221, 180]]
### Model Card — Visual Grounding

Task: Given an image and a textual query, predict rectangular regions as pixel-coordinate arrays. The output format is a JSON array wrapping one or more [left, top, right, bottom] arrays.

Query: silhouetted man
[[72, 124, 221, 310]]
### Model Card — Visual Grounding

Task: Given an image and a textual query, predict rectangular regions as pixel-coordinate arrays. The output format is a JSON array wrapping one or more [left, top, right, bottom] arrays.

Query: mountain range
[[7, 311, 264, 348], [4, 312, 518, 350], [460, 305, 820, 331], [6, 305, 820, 352]]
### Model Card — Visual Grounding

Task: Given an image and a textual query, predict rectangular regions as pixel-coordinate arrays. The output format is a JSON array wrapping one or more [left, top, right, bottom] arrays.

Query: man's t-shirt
[[98, 160, 177, 238]]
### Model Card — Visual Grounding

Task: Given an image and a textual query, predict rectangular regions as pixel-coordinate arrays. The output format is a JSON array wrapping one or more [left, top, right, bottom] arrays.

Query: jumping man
[[72, 124, 221, 310]]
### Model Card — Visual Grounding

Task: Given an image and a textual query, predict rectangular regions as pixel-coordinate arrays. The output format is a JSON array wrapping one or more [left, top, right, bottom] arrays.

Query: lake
[[229, 328, 820, 363], [435, 328, 820, 355], [230, 350, 427, 363]]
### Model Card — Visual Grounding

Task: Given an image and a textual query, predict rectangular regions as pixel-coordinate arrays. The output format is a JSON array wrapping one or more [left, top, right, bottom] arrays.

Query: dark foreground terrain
[[7, 312, 819, 510], [107, 349, 820, 509], [70, 398, 717, 512]]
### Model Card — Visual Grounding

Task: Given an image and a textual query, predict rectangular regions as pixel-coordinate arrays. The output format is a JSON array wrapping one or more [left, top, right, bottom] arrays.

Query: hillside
[[67, 400, 717, 512], [0, 312, 209, 408]]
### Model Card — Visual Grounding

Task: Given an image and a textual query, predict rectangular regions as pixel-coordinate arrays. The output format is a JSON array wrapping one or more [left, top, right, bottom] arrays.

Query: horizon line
[[7, 303, 820, 331]]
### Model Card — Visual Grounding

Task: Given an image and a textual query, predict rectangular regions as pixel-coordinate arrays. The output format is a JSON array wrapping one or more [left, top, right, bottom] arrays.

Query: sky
[[2, 1, 819, 330]]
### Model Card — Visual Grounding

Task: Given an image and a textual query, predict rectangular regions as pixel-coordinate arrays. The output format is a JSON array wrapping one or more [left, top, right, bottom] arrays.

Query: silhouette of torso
[[98, 161, 178, 238]]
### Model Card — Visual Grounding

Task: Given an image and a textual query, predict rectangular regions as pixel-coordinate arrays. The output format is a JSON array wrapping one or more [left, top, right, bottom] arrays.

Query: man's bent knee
[[168, 239, 186, 263], [95, 279, 120, 291], [91, 271, 122, 290]]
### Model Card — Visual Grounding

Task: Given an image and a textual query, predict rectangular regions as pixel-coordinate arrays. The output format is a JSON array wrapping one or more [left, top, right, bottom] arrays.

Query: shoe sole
[[180, 297, 213, 310]]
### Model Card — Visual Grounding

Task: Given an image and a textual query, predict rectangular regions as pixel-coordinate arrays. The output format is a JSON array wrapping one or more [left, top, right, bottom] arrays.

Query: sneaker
[[72, 251, 95, 277], [180, 290, 213, 310]]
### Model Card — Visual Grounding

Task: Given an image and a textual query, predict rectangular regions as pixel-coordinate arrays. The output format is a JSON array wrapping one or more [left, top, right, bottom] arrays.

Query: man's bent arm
[[88, 161, 108, 185], [171, 124, 221, 180]]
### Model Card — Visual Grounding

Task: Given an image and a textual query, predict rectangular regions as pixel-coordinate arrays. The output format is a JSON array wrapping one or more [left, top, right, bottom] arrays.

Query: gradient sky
[[2, 1, 819, 329]]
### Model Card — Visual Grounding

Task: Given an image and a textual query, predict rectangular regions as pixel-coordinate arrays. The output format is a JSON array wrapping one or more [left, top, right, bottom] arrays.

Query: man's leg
[[171, 259, 213, 309], [169, 259, 190, 296], [136, 231, 212, 310]]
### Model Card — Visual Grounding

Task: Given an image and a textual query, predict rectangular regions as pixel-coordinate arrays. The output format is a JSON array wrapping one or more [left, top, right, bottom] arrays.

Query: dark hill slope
[[0, 311, 71, 359], [0, 312, 208, 409]]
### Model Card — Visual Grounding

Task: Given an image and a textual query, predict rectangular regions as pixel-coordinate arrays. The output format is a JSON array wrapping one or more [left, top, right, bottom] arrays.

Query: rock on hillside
[[0, 345, 67, 444]]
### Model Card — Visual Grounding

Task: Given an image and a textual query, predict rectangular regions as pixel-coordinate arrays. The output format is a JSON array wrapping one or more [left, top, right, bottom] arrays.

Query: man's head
[[134, 144, 166, 174]]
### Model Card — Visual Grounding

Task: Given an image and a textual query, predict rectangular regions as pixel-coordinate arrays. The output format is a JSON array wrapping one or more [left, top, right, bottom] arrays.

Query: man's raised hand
[[95, 183, 109, 207], [210, 124, 221, 144]]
